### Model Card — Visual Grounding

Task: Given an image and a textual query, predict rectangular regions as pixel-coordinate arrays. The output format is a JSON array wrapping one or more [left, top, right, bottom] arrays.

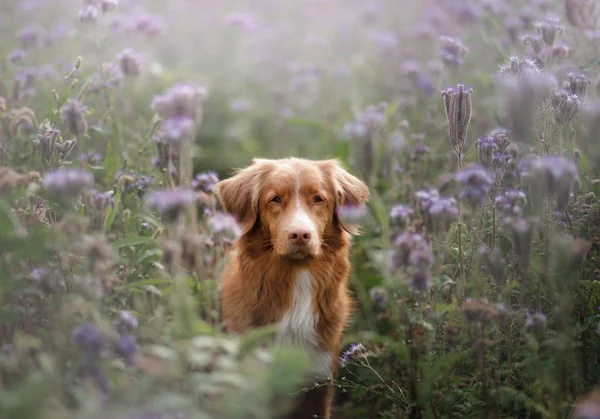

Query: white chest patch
[[276, 270, 333, 380]]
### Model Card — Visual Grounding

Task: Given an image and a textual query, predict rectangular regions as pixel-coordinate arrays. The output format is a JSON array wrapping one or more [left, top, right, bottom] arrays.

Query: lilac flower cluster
[[389, 204, 414, 226], [151, 83, 208, 143], [525, 155, 579, 211], [192, 171, 219, 194], [115, 311, 138, 367], [146, 187, 196, 222], [207, 212, 242, 241], [43, 168, 94, 199], [59, 99, 88, 137], [415, 188, 459, 231], [339, 343, 366, 367], [72, 323, 108, 396], [455, 165, 493, 209], [439, 35, 468, 67], [389, 232, 433, 292], [341, 103, 387, 140]]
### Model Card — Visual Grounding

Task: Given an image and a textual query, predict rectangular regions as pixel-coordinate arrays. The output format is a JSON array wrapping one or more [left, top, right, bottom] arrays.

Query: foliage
[[2, 0, 600, 418]]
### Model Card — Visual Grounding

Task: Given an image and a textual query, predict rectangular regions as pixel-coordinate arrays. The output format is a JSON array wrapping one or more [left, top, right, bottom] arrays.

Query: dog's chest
[[276, 270, 319, 348]]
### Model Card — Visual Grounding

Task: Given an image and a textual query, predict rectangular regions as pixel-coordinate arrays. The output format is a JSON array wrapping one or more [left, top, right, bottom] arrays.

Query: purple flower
[[16, 23, 46, 48], [389, 232, 433, 278], [43, 168, 94, 199], [117, 311, 138, 335], [72, 323, 103, 359], [527, 155, 579, 211], [428, 196, 459, 225], [134, 13, 168, 37], [337, 204, 368, 225], [339, 343, 366, 367], [89, 62, 123, 92], [535, 15, 564, 46], [390, 204, 414, 224], [151, 83, 208, 142], [84, 189, 115, 211], [116, 334, 137, 367], [229, 98, 253, 112], [59, 99, 88, 136], [8, 50, 25, 63], [525, 311, 547, 329], [495, 188, 527, 216], [455, 165, 493, 208], [146, 188, 196, 222], [475, 136, 496, 168], [369, 286, 388, 307], [117, 48, 142, 77], [81, 150, 104, 165], [207, 212, 242, 240], [192, 171, 219, 193], [439, 35, 468, 67]]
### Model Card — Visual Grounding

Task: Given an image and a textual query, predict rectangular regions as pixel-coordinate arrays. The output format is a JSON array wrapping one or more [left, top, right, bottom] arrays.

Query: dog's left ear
[[320, 159, 370, 235]]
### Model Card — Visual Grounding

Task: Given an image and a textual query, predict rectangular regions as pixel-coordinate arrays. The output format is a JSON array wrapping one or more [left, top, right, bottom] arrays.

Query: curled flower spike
[[59, 99, 88, 137], [551, 88, 581, 124], [498, 55, 541, 76], [535, 16, 564, 46], [339, 343, 366, 367], [441, 84, 473, 156], [475, 136, 496, 168], [117, 48, 142, 78], [566, 72, 591, 97], [33, 129, 60, 162]]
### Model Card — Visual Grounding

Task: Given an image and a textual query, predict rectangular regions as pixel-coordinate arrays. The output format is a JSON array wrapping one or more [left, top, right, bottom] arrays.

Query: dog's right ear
[[213, 159, 273, 235]]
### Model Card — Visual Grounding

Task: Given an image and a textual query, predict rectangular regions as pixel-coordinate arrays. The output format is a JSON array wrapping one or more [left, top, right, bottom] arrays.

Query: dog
[[214, 157, 369, 418]]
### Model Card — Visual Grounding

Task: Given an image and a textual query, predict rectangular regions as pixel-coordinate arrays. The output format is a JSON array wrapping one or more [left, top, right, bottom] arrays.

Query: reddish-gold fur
[[214, 158, 369, 418]]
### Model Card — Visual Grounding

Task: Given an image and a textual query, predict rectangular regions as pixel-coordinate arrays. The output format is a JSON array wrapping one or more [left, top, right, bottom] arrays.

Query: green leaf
[[104, 190, 121, 232], [136, 248, 163, 264], [113, 235, 153, 249]]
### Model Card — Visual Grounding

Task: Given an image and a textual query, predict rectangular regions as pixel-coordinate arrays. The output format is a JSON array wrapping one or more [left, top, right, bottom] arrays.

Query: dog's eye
[[313, 196, 324, 203], [270, 196, 281, 204]]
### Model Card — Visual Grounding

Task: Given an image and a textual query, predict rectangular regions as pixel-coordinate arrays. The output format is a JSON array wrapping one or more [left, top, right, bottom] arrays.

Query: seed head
[[117, 48, 142, 78], [33, 129, 60, 161], [59, 99, 88, 136], [551, 88, 581, 125], [498, 55, 541, 76], [475, 136, 496, 168], [566, 72, 591, 97], [535, 16, 564, 46], [441, 84, 473, 155]]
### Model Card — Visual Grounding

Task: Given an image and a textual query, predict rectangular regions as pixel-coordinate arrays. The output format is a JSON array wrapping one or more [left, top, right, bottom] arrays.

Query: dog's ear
[[319, 159, 370, 235], [213, 159, 273, 235]]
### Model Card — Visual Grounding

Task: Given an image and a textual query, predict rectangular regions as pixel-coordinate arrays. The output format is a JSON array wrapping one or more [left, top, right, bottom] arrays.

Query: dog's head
[[214, 158, 369, 260]]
